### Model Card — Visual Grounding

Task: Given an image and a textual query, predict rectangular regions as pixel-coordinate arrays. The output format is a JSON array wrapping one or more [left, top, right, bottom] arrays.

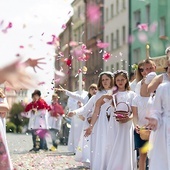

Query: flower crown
[[113, 70, 128, 77], [98, 71, 113, 77]]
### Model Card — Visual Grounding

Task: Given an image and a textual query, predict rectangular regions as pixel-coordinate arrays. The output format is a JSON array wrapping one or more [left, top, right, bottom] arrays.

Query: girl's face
[[89, 87, 97, 96], [101, 74, 112, 90], [144, 63, 156, 75], [115, 75, 127, 90]]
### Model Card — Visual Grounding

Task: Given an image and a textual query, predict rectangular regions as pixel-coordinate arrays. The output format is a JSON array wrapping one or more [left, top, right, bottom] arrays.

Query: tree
[[9, 102, 29, 133]]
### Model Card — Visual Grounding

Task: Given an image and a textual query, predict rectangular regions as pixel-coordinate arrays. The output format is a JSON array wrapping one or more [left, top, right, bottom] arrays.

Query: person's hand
[[78, 115, 85, 121], [31, 108, 37, 114], [135, 125, 140, 134], [24, 58, 46, 73], [0, 112, 6, 118], [55, 85, 66, 92], [67, 112, 75, 117], [0, 59, 37, 89], [145, 117, 158, 131], [55, 88, 65, 92], [77, 101, 83, 108], [84, 126, 93, 137]]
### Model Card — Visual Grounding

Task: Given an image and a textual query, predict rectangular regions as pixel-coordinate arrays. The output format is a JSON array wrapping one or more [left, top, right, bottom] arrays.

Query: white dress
[[73, 90, 111, 168], [106, 91, 137, 170], [74, 95, 96, 164], [132, 95, 150, 127], [149, 82, 170, 170], [90, 90, 114, 170], [67, 90, 88, 153]]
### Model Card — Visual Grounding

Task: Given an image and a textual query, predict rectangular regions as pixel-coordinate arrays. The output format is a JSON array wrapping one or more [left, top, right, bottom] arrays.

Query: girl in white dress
[[69, 71, 114, 169], [106, 70, 136, 170], [146, 82, 170, 170], [85, 70, 136, 170]]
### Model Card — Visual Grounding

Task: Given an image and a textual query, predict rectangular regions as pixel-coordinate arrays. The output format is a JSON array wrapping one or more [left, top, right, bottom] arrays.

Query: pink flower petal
[[137, 23, 148, 31], [149, 22, 158, 33], [62, 24, 67, 30], [138, 32, 148, 43], [103, 52, 111, 61], [87, 3, 101, 24], [69, 41, 78, 47], [97, 41, 109, 48]]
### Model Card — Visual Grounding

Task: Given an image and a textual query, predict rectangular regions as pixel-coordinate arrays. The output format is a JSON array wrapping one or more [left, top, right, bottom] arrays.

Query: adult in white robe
[[146, 82, 170, 170]]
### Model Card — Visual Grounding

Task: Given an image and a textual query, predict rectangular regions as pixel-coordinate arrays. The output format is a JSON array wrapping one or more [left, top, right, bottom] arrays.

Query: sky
[[0, 0, 73, 103]]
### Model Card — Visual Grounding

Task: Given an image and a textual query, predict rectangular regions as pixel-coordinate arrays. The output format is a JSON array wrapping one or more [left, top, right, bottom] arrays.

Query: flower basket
[[140, 129, 151, 141]]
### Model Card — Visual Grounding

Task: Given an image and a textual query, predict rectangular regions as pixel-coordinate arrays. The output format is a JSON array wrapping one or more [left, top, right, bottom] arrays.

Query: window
[[111, 4, 114, 18], [134, 10, 141, 28], [160, 17, 166, 36], [116, 0, 119, 14], [122, 60, 126, 69], [116, 62, 119, 70], [111, 33, 114, 50], [122, 26, 126, 44], [116, 29, 119, 48], [133, 48, 141, 64], [106, 7, 109, 22], [122, 0, 126, 9], [106, 66, 109, 71], [106, 35, 109, 51], [146, 4, 150, 25]]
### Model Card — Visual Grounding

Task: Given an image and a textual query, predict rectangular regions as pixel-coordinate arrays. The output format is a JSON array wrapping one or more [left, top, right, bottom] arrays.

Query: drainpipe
[[128, 0, 132, 74]]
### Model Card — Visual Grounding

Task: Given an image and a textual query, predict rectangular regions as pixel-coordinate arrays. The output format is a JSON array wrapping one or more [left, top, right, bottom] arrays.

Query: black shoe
[[29, 148, 39, 152]]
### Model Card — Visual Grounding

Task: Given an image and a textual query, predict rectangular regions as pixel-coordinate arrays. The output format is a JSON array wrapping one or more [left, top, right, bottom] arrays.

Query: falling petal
[[64, 58, 72, 67], [103, 52, 111, 61], [119, 52, 123, 56], [55, 69, 66, 84], [62, 24, 67, 30], [87, 3, 101, 24], [47, 35, 59, 45], [137, 23, 148, 31], [128, 35, 135, 43], [69, 41, 78, 47], [38, 82, 45, 85], [19, 45, 24, 49], [97, 41, 109, 48], [138, 32, 148, 43], [149, 22, 158, 33]]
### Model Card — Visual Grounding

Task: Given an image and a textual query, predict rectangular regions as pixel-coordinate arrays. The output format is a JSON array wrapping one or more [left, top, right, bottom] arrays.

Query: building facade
[[104, 0, 129, 73], [130, 0, 170, 68]]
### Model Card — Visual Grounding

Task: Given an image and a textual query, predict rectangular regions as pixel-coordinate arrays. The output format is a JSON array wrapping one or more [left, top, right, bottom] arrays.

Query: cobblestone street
[[7, 133, 88, 170]]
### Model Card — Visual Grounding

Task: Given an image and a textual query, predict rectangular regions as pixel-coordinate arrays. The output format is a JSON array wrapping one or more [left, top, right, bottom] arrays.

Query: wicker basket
[[140, 129, 151, 141]]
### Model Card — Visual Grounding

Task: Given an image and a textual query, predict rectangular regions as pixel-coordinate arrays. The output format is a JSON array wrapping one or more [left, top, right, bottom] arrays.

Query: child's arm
[[84, 94, 112, 137]]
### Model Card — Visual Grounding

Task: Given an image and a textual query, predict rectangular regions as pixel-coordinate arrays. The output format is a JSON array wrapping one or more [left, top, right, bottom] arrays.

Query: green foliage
[[8, 102, 29, 133], [6, 122, 16, 133]]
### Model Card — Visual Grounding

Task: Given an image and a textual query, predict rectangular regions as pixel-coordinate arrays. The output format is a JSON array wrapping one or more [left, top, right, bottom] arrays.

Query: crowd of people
[[55, 47, 170, 170], [0, 46, 170, 169]]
